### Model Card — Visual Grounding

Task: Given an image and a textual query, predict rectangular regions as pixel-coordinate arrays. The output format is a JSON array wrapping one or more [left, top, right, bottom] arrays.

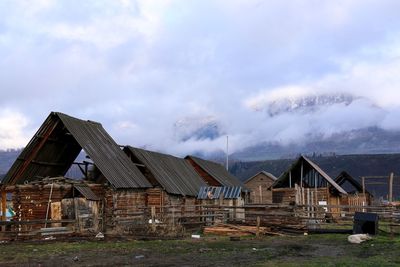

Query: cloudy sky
[[1, 0, 400, 155]]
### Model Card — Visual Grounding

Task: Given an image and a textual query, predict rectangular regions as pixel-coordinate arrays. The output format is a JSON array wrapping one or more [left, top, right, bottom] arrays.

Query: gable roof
[[244, 171, 277, 184], [124, 146, 206, 196], [3, 112, 151, 189], [272, 155, 347, 195], [335, 171, 370, 195], [185, 155, 243, 187]]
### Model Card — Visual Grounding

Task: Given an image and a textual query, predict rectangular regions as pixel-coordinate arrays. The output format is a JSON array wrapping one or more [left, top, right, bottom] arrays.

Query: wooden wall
[[245, 173, 275, 204], [272, 187, 329, 206], [6, 184, 73, 231], [104, 188, 147, 234]]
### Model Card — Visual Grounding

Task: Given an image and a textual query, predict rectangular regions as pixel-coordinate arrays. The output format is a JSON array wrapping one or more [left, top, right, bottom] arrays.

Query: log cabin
[[123, 146, 206, 221], [271, 155, 348, 217], [185, 155, 246, 220], [0, 112, 152, 234], [244, 171, 277, 204], [335, 171, 372, 206]]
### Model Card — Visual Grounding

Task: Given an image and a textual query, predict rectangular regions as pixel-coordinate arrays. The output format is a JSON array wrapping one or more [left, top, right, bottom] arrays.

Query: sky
[[1, 0, 400, 156]]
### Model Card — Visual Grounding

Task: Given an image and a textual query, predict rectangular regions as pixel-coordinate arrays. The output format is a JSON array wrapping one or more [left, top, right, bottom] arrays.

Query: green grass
[[0, 234, 399, 266]]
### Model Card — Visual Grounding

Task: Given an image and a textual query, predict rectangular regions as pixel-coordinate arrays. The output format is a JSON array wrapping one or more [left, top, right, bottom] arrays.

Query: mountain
[[0, 149, 21, 177], [173, 116, 222, 142], [262, 93, 356, 117], [232, 127, 400, 161]]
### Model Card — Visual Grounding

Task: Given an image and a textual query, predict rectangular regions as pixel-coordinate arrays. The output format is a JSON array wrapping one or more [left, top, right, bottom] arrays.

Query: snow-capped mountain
[[262, 93, 357, 116], [173, 116, 222, 142]]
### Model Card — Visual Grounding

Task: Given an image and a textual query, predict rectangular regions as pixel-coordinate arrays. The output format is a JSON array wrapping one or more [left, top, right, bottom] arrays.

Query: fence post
[[389, 173, 394, 202], [256, 216, 260, 238]]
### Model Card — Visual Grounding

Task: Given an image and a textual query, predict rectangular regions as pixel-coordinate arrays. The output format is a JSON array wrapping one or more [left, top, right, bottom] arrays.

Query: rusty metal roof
[[3, 112, 151, 189], [74, 184, 100, 201], [185, 156, 243, 187], [124, 146, 206, 196]]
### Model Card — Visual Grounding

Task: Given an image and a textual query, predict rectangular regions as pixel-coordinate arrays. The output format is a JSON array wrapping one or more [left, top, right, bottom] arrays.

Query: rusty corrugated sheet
[[185, 156, 243, 187], [197, 186, 242, 199], [125, 146, 206, 196], [3, 112, 151, 189]]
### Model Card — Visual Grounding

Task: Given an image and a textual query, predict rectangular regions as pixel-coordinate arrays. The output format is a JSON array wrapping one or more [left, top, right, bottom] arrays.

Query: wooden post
[[259, 185, 262, 203], [389, 173, 394, 202], [151, 206, 156, 231], [362, 177, 365, 196], [300, 162, 304, 189], [1, 190, 6, 231], [256, 216, 260, 238], [289, 171, 292, 188]]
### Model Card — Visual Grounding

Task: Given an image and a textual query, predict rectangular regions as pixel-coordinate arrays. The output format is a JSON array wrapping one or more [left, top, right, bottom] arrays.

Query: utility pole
[[226, 135, 229, 171]]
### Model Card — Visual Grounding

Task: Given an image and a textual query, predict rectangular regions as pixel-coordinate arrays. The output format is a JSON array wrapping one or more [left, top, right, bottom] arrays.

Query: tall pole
[[389, 172, 394, 202], [226, 135, 229, 171]]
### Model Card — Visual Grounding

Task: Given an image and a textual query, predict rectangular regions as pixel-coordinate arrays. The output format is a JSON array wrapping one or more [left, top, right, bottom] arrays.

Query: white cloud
[[1, 1, 400, 155], [0, 110, 31, 150]]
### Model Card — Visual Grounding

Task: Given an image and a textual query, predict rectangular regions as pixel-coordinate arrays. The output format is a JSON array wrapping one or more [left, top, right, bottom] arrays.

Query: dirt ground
[[0, 234, 399, 267]]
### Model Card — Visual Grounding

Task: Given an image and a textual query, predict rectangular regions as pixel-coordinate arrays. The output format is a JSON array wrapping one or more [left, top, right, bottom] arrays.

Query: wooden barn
[[271, 156, 348, 215], [123, 146, 206, 220], [185, 156, 243, 187], [185, 156, 246, 220], [0, 112, 152, 235], [335, 171, 372, 206], [244, 171, 277, 204]]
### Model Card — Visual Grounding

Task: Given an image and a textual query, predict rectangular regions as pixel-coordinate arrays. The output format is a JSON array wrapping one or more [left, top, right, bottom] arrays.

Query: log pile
[[203, 223, 284, 236]]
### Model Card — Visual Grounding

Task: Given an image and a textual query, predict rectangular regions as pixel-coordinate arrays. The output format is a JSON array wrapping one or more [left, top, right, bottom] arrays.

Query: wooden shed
[[244, 171, 277, 204], [123, 146, 207, 221], [335, 171, 372, 206], [185, 156, 246, 220], [185, 156, 243, 187], [271, 155, 348, 216], [1, 112, 152, 235]]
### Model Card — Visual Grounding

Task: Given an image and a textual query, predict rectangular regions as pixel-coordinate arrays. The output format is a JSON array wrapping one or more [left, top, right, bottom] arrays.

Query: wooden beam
[[31, 160, 65, 166], [362, 177, 365, 196], [300, 161, 304, 188], [1, 190, 6, 231], [389, 172, 394, 202], [8, 118, 59, 185]]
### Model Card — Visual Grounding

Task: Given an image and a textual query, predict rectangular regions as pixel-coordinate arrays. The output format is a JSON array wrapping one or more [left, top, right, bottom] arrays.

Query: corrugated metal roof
[[74, 184, 100, 200], [272, 155, 347, 195], [124, 146, 206, 196], [3, 112, 151, 189], [197, 186, 242, 199], [185, 156, 243, 187]]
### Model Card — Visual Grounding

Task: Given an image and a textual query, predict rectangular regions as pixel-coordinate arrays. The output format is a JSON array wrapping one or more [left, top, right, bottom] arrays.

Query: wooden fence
[[1, 203, 399, 240]]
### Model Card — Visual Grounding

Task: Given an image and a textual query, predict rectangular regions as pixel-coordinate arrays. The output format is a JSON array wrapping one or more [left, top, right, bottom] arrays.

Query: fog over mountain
[[1, 1, 400, 158]]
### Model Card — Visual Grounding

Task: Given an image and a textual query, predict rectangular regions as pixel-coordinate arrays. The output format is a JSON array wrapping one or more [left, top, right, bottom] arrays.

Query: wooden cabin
[[335, 171, 372, 206], [123, 146, 207, 222], [1, 112, 152, 235], [185, 156, 246, 219], [244, 171, 277, 204], [185, 156, 243, 187], [271, 155, 349, 217]]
